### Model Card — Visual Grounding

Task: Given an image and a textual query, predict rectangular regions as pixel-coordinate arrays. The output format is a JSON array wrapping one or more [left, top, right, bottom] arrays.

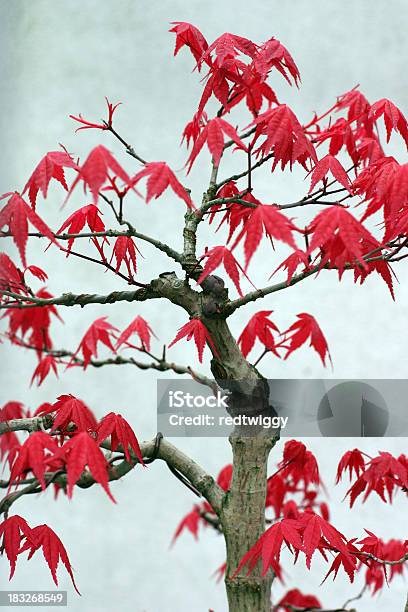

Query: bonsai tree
[[0, 21, 407, 611]]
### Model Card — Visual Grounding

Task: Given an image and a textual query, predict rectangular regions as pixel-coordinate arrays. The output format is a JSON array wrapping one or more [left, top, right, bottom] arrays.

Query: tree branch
[[216, 153, 275, 189], [225, 266, 320, 315], [0, 434, 225, 517], [0, 286, 153, 310], [0, 415, 54, 435], [9, 336, 218, 392], [0, 227, 183, 264]]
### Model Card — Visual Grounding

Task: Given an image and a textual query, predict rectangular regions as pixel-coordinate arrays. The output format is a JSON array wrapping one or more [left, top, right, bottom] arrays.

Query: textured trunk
[[221, 434, 276, 612], [204, 315, 277, 611]]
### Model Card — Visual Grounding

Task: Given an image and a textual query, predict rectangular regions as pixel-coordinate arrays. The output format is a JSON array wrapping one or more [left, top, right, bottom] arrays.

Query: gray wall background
[[0, 1, 407, 610]]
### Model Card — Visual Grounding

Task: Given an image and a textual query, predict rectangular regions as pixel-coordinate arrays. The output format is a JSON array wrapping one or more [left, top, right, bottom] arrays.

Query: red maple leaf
[[352, 157, 404, 223], [97, 412, 144, 464], [308, 154, 352, 193], [0, 192, 59, 267], [281, 313, 331, 367], [237, 311, 280, 358], [301, 512, 349, 568], [9, 431, 59, 490], [187, 117, 247, 171], [335, 87, 372, 132], [208, 180, 239, 224], [109, 236, 141, 279], [0, 515, 32, 578], [199, 32, 257, 68], [228, 65, 279, 116], [336, 449, 366, 483], [25, 265, 48, 283], [0, 253, 25, 294], [116, 315, 156, 352], [352, 238, 396, 300], [172, 506, 203, 544], [0, 401, 25, 421], [307, 206, 377, 270], [197, 63, 241, 114], [30, 355, 58, 387], [131, 162, 194, 208], [231, 203, 297, 269], [51, 431, 115, 501], [254, 38, 300, 85], [250, 105, 317, 170], [275, 589, 321, 612], [272, 249, 310, 284], [67, 145, 132, 204], [314, 117, 359, 164], [23, 151, 77, 209], [20, 523, 80, 593], [169, 22, 208, 67], [57, 204, 105, 253], [197, 246, 253, 297], [73, 317, 118, 368], [323, 540, 359, 583], [235, 518, 303, 576], [168, 318, 217, 363], [279, 440, 320, 488], [181, 111, 207, 148], [0, 432, 20, 470], [5, 288, 61, 353], [216, 464, 233, 491], [36, 394, 97, 433], [216, 191, 256, 242], [369, 98, 408, 147], [266, 474, 286, 518]]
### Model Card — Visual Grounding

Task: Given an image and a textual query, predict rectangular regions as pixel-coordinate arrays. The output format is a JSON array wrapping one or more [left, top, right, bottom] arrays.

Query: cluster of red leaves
[[171, 23, 320, 175], [237, 310, 331, 366], [337, 448, 408, 507], [70, 314, 155, 369], [2, 395, 143, 506], [236, 499, 407, 587], [264, 440, 327, 552], [0, 396, 146, 594], [3, 311, 156, 385], [309, 88, 407, 167], [359, 531, 408, 593], [173, 440, 408, 592], [0, 515, 79, 592]]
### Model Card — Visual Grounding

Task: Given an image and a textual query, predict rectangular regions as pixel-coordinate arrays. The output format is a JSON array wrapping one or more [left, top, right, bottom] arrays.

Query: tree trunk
[[204, 314, 277, 611], [221, 434, 277, 612]]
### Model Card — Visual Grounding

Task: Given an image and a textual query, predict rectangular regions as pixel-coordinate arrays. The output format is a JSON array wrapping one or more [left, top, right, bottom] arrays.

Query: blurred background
[[0, 1, 407, 610]]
